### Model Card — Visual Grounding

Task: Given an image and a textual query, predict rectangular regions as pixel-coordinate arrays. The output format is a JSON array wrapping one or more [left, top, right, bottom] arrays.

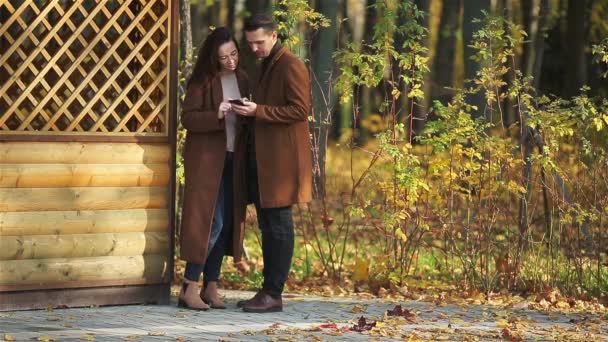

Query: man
[[230, 13, 312, 313]]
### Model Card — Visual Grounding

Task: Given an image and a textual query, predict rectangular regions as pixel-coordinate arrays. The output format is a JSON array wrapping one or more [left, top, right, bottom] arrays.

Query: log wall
[[0, 0, 178, 310], [0, 142, 171, 292]]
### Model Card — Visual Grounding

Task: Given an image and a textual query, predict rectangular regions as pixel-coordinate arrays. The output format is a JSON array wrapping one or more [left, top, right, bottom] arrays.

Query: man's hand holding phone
[[228, 99, 246, 106], [230, 97, 257, 117]]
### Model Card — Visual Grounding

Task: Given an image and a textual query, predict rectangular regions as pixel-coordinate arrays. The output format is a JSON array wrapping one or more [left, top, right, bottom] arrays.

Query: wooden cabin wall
[[0, 142, 171, 291]]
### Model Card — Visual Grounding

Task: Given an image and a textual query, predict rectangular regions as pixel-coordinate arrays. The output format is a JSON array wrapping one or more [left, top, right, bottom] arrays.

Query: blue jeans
[[185, 152, 233, 288]]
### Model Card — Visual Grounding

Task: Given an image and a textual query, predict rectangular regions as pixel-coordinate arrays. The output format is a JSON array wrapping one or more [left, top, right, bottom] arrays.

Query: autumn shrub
[[309, 1, 607, 297]]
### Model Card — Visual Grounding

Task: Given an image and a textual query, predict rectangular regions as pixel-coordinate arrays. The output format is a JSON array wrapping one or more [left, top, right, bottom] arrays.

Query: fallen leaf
[[122, 335, 141, 340], [406, 333, 423, 342], [319, 323, 338, 329], [81, 333, 96, 340], [350, 316, 376, 332], [37, 336, 56, 342], [350, 304, 366, 313], [512, 301, 530, 310], [147, 331, 166, 336], [4, 334, 15, 341], [386, 305, 417, 319], [496, 319, 509, 328], [501, 327, 523, 341]]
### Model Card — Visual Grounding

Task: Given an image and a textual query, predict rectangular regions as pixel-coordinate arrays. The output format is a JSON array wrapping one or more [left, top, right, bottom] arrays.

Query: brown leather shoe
[[236, 290, 264, 308], [241, 292, 282, 313]]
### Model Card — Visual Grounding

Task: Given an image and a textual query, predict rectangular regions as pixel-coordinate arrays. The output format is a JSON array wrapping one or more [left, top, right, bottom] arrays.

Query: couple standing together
[[178, 13, 312, 313]]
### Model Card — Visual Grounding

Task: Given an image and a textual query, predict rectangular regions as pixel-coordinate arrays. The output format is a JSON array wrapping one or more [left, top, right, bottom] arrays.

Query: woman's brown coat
[[180, 70, 249, 265], [235, 46, 313, 209]]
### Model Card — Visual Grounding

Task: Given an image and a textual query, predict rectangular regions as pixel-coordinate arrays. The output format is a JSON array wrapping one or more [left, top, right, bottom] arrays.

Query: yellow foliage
[[351, 257, 370, 282]]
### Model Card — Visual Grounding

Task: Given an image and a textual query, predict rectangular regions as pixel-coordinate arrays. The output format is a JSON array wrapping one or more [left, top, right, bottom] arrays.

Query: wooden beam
[[0, 255, 169, 286], [0, 209, 169, 236], [0, 232, 170, 260], [0, 187, 168, 212], [0, 163, 170, 187], [0, 142, 169, 164], [0, 284, 170, 311]]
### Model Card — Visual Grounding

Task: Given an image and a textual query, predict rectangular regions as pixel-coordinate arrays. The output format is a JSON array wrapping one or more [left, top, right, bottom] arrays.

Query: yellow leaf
[[350, 304, 366, 313], [37, 336, 56, 342], [4, 334, 15, 341], [81, 333, 96, 340], [395, 228, 408, 242], [374, 321, 387, 328], [496, 319, 509, 328], [122, 335, 141, 340], [351, 257, 369, 282], [407, 335, 423, 342]]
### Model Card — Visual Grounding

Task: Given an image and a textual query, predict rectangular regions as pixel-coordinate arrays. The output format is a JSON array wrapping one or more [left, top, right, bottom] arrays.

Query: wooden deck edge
[[0, 283, 170, 311]]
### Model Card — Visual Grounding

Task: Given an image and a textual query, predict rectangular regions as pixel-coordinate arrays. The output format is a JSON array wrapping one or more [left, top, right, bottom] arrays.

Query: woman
[[179, 27, 249, 310]]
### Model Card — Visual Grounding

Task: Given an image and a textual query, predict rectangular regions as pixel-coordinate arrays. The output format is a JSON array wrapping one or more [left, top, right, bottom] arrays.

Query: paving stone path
[[1, 290, 606, 341]]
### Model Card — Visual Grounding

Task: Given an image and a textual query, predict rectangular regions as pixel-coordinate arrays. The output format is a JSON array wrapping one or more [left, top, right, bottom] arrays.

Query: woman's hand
[[217, 101, 232, 119]]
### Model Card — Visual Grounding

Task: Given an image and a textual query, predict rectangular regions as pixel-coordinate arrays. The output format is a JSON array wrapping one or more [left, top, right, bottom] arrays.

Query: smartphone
[[229, 99, 245, 106]]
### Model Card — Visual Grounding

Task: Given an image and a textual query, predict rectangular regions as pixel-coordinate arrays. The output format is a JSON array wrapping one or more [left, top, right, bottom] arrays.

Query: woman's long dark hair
[[188, 27, 240, 87]]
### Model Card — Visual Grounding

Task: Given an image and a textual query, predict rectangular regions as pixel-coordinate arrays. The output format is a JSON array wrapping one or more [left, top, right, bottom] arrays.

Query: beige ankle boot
[[201, 281, 226, 309], [178, 279, 209, 310]]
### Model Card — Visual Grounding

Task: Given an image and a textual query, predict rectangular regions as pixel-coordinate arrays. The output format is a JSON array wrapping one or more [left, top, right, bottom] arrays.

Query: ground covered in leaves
[[2, 288, 607, 341]]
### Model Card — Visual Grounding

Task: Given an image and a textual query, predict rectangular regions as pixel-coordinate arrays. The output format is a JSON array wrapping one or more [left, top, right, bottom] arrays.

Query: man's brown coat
[[236, 46, 312, 208]]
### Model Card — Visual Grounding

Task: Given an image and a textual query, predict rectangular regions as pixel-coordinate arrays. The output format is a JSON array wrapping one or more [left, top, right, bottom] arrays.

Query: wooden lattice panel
[[0, 0, 171, 135]]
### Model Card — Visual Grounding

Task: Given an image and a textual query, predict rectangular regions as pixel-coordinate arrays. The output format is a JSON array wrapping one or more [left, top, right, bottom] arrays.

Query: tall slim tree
[[311, 1, 338, 197], [245, 0, 270, 14], [463, 0, 491, 119], [412, 0, 430, 134], [357, 0, 378, 145], [430, 0, 462, 106], [522, 0, 549, 90], [180, 0, 193, 62], [335, 0, 354, 141], [564, 0, 589, 97]]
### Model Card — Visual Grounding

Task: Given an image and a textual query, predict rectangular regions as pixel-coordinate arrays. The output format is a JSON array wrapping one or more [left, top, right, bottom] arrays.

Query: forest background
[[175, 0, 608, 305]]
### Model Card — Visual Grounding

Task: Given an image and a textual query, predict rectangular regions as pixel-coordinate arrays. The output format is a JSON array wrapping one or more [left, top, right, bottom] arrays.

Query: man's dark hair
[[244, 13, 277, 33]]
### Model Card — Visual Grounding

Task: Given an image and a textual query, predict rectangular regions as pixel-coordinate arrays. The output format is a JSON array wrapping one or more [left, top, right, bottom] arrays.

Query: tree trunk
[[522, 0, 549, 90], [412, 0, 431, 135], [334, 0, 353, 141], [180, 0, 193, 61], [463, 0, 491, 119], [430, 0, 462, 106], [245, 0, 270, 14], [357, 0, 378, 146], [191, 3, 203, 47], [564, 0, 588, 97], [310, 0, 338, 197]]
